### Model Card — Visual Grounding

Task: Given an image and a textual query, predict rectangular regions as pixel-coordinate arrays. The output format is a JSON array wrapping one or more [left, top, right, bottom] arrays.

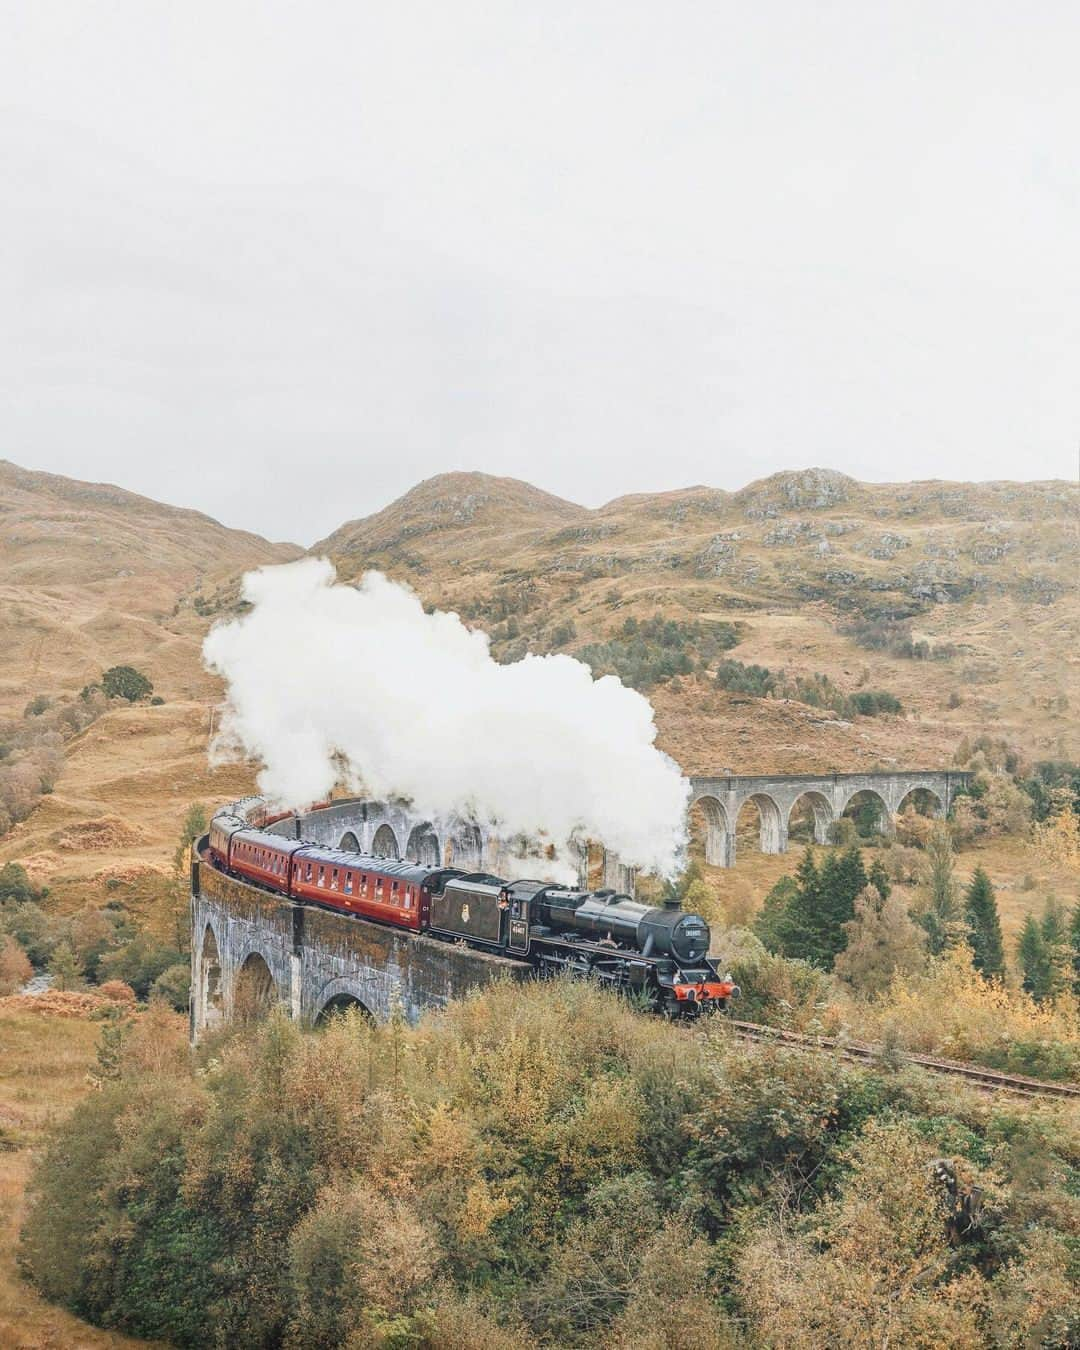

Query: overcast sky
[[3, 3, 1077, 544]]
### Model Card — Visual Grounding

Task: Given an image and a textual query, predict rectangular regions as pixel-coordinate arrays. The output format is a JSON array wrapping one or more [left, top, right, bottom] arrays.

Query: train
[[206, 800, 738, 1019]]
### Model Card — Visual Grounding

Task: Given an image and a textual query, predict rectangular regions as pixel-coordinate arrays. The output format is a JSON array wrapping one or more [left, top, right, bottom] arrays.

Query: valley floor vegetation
[[19, 980, 1080, 1349], [0, 801, 204, 1007]]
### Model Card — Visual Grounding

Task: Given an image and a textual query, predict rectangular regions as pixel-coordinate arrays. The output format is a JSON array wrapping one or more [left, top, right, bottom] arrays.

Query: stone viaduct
[[687, 770, 968, 868], [261, 770, 967, 880], [190, 770, 968, 1038], [191, 859, 529, 1038]]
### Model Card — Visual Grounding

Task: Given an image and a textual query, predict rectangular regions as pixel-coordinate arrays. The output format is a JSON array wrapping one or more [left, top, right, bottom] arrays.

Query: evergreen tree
[[1040, 895, 1067, 946], [1018, 914, 1050, 999], [963, 867, 1005, 979], [817, 847, 867, 967], [916, 824, 961, 956], [753, 876, 799, 952], [793, 846, 820, 910], [101, 665, 153, 703], [1038, 896, 1072, 999], [1070, 902, 1080, 995], [868, 857, 892, 901], [775, 849, 826, 965]]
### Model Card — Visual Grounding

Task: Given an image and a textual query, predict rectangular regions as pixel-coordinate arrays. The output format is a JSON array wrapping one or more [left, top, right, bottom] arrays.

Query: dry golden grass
[[1, 700, 258, 886], [0, 1009, 152, 1347]]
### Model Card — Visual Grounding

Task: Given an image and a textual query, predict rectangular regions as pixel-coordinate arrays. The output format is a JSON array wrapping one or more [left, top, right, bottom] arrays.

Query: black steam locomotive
[[209, 801, 738, 1019], [434, 874, 737, 1017]]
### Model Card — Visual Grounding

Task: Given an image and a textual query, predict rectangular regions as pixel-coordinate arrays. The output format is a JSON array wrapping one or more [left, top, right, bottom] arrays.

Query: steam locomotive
[[207, 801, 738, 1018]]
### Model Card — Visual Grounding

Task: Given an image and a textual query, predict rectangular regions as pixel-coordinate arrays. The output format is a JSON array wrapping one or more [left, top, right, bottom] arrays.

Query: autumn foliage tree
[[834, 885, 927, 997], [18, 982, 1080, 1346], [0, 933, 32, 994]]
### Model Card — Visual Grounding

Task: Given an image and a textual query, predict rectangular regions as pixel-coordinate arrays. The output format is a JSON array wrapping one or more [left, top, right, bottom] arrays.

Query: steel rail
[[725, 1019, 1080, 1101]]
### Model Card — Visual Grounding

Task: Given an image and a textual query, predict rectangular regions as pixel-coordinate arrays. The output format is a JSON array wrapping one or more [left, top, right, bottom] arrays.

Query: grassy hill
[[0, 458, 300, 716], [0, 460, 1075, 889], [319, 467, 1078, 774]]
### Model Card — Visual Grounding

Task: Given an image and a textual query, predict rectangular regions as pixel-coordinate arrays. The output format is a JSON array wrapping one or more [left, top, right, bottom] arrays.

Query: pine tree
[[1038, 896, 1072, 999], [818, 847, 868, 967], [963, 866, 1005, 979], [1040, 895, 1067, 945], [794, 846, 821, 911], [916, 823, 961, 955], [1069, 901, 1080, 999], [1070, 902, 1080, 995], [776, 849, 826, 965], [754, 876, 799, 952], [1018, 914, 1049, 999], [868, 857, 892, 900]]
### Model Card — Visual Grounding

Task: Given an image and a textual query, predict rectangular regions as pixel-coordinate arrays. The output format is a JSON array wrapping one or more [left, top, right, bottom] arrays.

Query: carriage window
[[344, 871, 353, 895], [318, 866, 325, 886], [305, 862, 312, 881], [360, 874, 368, 896], [405, 886, 412, 910], [331, 868, 339, 890], [375, 877, 383, 900], [391, 880, 399, 904]]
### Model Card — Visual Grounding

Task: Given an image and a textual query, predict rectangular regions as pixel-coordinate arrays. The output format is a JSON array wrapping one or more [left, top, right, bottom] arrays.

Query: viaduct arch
[[190, 851, 531, 1041], [687, 771, 964, 868]]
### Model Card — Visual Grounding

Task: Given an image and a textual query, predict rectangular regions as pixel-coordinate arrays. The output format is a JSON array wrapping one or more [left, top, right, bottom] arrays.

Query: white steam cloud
[[203, 559, 689, 876]]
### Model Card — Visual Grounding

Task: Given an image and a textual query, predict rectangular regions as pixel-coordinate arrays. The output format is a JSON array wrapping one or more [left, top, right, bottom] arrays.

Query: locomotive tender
[[207, 800, 737, 1018]]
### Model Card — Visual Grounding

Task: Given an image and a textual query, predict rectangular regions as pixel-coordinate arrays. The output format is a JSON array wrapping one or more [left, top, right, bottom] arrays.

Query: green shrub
[[150, 962, 190, 1011], [1, 902, 59, 966], [101, 665, 153, 703], [0, 861, 42, 904], [715, 659, 902, 718], [579, 615, 740, 691], [98, 932, 184, 998]]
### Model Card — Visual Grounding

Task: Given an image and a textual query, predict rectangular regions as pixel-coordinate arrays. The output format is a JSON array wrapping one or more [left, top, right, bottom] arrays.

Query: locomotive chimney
[[663, 896, 681, 911]]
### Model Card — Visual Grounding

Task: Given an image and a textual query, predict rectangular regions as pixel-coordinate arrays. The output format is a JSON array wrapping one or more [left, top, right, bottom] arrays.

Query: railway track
[[726, 1020, 1080, 1101]]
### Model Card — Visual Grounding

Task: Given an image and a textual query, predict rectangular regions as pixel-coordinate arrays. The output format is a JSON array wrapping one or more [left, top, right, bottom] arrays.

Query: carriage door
[[506, 891, 530, 954]]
